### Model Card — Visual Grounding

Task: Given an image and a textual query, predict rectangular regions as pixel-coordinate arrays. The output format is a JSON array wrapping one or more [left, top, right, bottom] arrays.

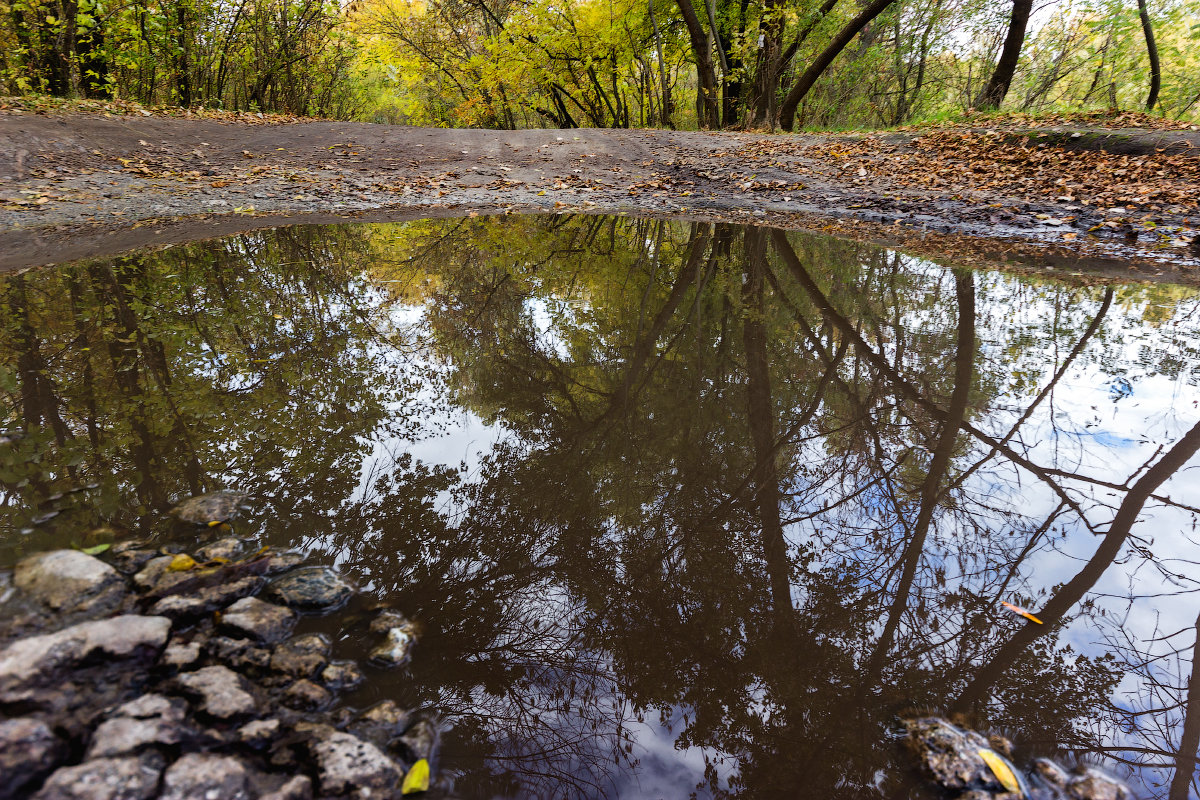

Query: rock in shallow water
[[271, 634, 330, 678], [14, 550, 126, 615], [311, 730, 403, 799], [283, 678, 332, 710], [0, 717, 66, 798], [267, 567, 354, 611], [369, 615, 419, 667], [0, 616, 170, 703], [220, 596, 297, 644], [906, 717, 1011, 793]]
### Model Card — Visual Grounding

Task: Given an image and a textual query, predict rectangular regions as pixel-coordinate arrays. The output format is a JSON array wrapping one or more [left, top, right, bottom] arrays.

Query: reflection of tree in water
[[4, 216, 1200, 798], [395, 216, 1200, 798], [0, 225, 424, 553]]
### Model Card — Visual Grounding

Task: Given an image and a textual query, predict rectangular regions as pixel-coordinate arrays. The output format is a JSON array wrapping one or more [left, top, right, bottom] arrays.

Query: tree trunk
[[675, 0, 720, 128], [648, 0, 674, 126], [778, 0, 900, 131], [974, 0, 1033, 111], [1136, 0, 1161, 111]]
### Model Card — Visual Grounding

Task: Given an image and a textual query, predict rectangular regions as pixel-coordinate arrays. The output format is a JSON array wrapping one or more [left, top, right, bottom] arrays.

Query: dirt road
[[2, 109, 1199, 281]]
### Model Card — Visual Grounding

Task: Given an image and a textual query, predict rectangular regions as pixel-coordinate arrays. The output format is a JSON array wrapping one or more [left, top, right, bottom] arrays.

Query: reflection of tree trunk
[[742, 227, 793, 626], [867, 271, 974, 677], [10, 276, 69, 445], [1170, 612, 1200, 800], [91, 262, 168, 512], [595, 225, 711, 423], [769, 230, 1089, 526], [954, 418, 1200, 710]]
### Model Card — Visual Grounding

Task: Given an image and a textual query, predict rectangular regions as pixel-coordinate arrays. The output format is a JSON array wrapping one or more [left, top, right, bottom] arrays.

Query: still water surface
[[3, 216, 1200, 798]]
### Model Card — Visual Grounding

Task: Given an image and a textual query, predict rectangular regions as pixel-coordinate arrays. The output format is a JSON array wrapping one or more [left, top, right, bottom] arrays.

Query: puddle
[[3, 215, 1200, 798]]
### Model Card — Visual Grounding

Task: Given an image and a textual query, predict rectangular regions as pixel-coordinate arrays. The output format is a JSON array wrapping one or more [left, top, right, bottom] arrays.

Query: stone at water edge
[[905, 717, 1007, 793], [321, 660, 366, 690], [175, 665, 257, 720], [13, 549, 126, 615], [32, 753, 164, 800], [158, 753, 251, 800], [0, 616, 171, 702], [85, 695, 190, 759], [220, 596, 297, 644], [0, 717, 66, 798], [400, 718, 439, 763], [260, 775, 313, 800], [195, 537, 244, 561], [283, 678, 332, 710], [270, 633, 330, 678], [267, 567, 354, 610], [311, 729, 403, 799]]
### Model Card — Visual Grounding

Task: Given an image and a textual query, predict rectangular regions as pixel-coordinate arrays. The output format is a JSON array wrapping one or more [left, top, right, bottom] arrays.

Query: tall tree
[[1136, 0, 1161, 111], [974, 0, 1033, 111], [675, 0, 720, 127], [778, 0, 900, 131]]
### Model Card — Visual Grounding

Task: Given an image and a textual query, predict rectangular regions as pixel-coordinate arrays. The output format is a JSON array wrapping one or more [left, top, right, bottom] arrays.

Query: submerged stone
[[267, 567, 354, 611], [369, 615, 418, 667], [169, 490, 248, 525]]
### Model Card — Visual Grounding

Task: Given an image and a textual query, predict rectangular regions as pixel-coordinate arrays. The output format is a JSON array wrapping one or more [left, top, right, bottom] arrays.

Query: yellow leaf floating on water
[[978, 748, 1022, 796], [1001, 600, 1043, 625], [167, 554, 197, 572], [400, 758, 430, 795]]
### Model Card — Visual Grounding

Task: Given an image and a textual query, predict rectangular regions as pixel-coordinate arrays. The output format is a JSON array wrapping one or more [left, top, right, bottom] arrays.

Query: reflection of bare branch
[[955, 418, 1200, 710], [1170, 614, 1200, 800], [769, 229, 1098, 533]]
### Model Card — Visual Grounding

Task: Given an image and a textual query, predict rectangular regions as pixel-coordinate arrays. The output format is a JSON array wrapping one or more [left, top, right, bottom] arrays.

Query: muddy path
[[2, 110, 1199, 281]]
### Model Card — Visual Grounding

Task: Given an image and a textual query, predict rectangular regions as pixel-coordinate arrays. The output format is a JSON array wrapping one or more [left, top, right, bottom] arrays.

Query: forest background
[[0, 0, 1197, 133]]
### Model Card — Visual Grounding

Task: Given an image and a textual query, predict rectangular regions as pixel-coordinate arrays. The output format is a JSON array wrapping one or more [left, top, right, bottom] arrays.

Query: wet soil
[[2, 110, 1199, 280]]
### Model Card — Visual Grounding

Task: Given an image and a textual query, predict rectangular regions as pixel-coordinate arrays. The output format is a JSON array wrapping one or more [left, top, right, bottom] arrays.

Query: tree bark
[[675, 0, 720, 128], [1136, 0, 1161, 111], [778, 0, 900, 131], [974, 0, 1033, 111]]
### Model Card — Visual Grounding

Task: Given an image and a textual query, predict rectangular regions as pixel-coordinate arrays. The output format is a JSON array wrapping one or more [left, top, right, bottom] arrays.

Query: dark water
[[3, 215, 1200, 799]]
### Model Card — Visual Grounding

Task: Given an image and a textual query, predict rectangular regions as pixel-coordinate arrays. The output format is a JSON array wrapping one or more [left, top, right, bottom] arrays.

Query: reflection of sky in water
[[10, 222, 1200, 799], [347, 255, 1200, 798]]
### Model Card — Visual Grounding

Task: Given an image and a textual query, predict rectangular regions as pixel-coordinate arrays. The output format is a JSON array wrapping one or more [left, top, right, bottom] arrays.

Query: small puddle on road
[[2, 214, 1200, 798]]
